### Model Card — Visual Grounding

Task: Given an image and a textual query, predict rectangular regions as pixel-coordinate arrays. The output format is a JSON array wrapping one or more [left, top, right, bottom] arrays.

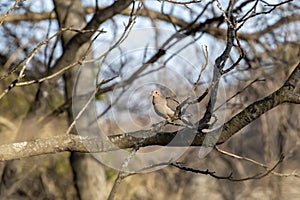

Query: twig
[[0, 28, 69, 100], [107, 139, 143, 200], [65, 85, 97, 135], [215, 147, 298, 178], [193, 45, 209, 91], [159, 0, 202, 5], [213, 78, 265, 112], [0, 0, 24, 26], [169, 154, 284, 181], [216, 0, 235, 29], [237, 0, 293, 24]]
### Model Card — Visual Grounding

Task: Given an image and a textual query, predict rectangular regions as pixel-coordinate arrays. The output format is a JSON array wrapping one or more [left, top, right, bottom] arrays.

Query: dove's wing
[[166, 96, 194, 127], [165, 96, 180, 111], [167, 96, 193, 117]]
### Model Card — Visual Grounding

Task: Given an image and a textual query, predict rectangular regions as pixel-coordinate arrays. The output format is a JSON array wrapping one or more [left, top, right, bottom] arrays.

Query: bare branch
[[169, 155, 284, 181], [0, 63, 299, 161], [217, 62, 300, 144], [3, 6, 299, 42], [0, 0, 23, 26], [215, 147, 300, 178], [0, 28, 69, 99], [213, 78, 265, 112], [193, 45, 208, 91], [159, 0, 203, 5], [107, 142, 141, 200]]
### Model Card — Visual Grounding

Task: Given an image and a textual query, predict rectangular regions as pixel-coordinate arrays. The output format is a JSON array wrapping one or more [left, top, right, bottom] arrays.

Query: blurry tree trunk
[[53, 0, 107, 199]]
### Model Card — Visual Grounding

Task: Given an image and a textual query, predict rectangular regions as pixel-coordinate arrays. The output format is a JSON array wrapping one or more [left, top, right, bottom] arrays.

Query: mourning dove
[[151, 89, 193, 127]]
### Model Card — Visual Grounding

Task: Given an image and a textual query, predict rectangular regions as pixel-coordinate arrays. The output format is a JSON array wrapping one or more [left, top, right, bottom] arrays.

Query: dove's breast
[[152, 95, 174, 119], [153, 103, 167, 118], [153, 102, 174, 119]]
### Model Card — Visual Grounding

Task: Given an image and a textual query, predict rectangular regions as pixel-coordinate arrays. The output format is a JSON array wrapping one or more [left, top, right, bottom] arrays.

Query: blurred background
[[0, 0, 299, 199]]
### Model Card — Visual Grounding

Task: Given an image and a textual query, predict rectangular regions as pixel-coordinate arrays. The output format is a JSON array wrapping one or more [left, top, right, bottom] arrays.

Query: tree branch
[[3, 7, 299, 41], [216, 62, 300, 143], [0, 61, 299, 161], [169, 155, 284, 181], [48, 1, 132, 74]]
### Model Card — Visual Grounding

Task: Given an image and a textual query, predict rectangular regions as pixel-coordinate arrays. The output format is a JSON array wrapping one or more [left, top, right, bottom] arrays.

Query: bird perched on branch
[[151, 89, 193, 127]]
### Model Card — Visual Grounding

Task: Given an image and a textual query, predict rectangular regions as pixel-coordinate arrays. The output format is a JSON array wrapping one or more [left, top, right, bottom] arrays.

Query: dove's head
[[151, 90, 162, 97]]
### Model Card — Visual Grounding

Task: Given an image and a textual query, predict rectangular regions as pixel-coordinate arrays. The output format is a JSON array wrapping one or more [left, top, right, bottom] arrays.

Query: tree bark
[[53, 0, 107, 199]]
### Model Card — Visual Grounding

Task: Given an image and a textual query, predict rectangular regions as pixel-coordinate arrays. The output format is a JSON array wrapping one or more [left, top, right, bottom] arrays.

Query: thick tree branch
[[0, 63, 299, 161], [216, 62, 300, 143]]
